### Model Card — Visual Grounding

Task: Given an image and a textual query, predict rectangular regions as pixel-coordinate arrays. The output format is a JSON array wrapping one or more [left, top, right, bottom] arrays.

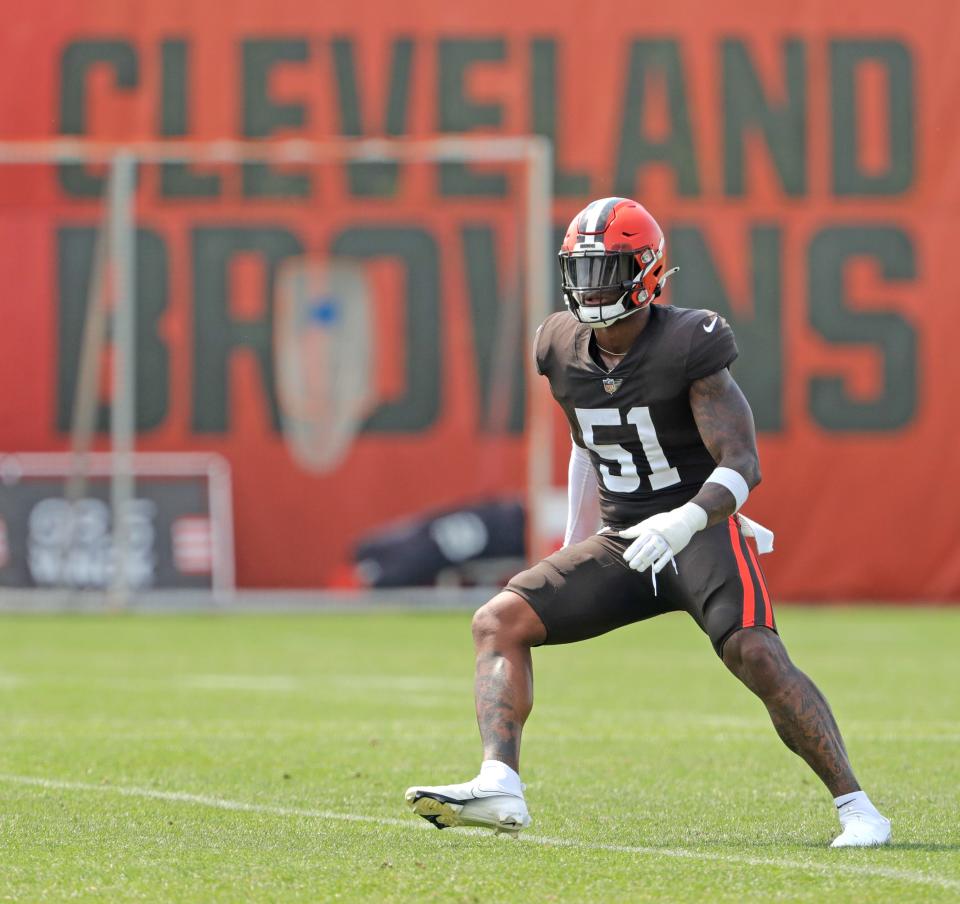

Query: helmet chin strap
[[577, 291, 645, 328], [585, 307, 641, 329]]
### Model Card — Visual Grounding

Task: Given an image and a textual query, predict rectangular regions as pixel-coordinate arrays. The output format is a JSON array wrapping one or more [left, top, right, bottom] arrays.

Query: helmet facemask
[[559, 244, 673, 328]]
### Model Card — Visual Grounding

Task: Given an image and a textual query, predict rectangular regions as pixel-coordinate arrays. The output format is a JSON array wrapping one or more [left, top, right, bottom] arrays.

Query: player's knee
[[471, 604, 498, 647], [726, 628, 790, 689], [472, 592, 544, 649]]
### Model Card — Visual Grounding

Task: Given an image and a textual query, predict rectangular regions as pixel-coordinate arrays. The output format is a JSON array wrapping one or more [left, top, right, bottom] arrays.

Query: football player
[[406, 198, 890, 847]]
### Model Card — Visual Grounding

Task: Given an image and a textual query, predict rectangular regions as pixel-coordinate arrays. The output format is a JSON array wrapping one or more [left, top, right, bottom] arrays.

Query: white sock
[[833, 790, 882, 821], [479, 759, 524, 797]]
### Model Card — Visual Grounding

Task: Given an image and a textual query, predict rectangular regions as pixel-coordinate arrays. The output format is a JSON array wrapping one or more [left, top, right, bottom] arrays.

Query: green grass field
[[0, 607, 957, 902]]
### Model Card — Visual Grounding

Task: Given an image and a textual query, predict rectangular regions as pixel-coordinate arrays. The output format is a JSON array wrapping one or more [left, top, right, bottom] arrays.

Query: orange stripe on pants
[[745, 538, 774, 628], [728, 517, 755, 627]]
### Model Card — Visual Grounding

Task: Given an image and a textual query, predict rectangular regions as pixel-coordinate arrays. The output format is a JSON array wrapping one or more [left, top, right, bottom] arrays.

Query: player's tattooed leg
[[474, 647, 530, 770], [723, 628, 859, 797], [471, 592, 546, 773]]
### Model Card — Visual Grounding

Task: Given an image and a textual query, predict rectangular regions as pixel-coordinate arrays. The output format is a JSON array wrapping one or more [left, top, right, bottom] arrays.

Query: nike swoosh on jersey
[[703, 316, 718, 333]]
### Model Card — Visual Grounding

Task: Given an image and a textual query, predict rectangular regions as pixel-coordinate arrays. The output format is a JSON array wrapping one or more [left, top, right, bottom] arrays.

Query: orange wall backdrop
[[1, 0, 959, 599]]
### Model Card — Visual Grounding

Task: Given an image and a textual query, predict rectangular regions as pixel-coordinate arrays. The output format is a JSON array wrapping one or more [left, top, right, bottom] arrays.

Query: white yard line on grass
[[0, 773, 956, 893], [0, 773, 416, 828]]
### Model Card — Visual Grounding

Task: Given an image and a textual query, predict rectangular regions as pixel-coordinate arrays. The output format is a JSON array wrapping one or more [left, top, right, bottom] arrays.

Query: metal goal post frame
[[0, 137, 557, 596]]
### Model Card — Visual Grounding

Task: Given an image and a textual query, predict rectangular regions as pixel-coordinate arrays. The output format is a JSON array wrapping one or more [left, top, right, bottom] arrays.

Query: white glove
[[619, 502, 708, 575]]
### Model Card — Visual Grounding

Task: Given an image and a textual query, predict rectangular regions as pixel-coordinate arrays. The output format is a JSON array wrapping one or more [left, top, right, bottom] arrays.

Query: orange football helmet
[[558, 197, 678, 326]]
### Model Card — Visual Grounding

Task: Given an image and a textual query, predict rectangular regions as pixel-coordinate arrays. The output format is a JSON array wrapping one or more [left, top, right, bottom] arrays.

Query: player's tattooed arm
[[621, 367, 761, 573], [689, 368, 762, 527]]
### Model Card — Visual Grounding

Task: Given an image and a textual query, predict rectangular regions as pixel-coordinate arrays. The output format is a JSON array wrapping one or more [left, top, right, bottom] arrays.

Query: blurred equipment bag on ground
[[353, 500, 525, 587]]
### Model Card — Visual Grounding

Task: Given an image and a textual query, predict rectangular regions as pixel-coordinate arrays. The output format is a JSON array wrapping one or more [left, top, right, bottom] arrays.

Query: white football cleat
[[405, 777, 531, 835], [830, 810, 892, 848]]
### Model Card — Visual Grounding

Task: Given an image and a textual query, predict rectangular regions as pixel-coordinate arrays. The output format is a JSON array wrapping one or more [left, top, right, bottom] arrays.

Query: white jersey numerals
[[574, 407, 681, 493]]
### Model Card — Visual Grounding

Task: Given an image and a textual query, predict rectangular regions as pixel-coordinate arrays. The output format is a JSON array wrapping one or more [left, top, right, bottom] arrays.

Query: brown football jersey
[[535, 304, 739, 530]]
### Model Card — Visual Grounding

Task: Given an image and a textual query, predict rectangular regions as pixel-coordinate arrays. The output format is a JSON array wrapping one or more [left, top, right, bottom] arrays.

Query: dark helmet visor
[[559, 253, 636, 304]]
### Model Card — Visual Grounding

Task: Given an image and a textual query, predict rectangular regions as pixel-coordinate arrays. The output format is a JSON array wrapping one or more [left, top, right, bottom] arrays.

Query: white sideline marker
[[0, 773, 956, 892]]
